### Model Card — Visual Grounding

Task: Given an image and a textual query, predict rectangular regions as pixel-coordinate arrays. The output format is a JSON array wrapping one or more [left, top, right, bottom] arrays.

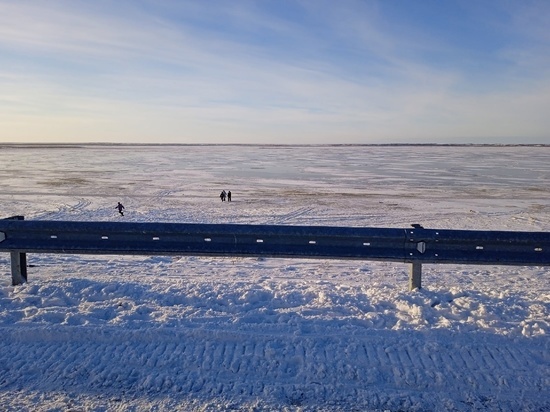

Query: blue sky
[[1, 0, 549, 144]]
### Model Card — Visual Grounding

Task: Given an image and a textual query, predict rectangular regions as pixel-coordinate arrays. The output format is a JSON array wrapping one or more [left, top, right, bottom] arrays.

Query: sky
[[1, 0, 549, 145]]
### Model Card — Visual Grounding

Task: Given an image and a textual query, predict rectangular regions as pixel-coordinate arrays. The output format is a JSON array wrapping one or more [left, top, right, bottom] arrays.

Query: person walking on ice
[[116, 202, 125, 216], [220, 190, 226, 202], [227, 190, 232, 202]]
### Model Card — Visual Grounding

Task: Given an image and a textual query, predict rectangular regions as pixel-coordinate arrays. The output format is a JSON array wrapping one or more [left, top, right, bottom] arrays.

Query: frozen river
[[2, 144, 549, 231]]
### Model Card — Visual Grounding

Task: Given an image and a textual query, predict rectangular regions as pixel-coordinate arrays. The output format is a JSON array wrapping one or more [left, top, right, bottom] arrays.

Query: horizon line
[[1, 142, 549, 148]]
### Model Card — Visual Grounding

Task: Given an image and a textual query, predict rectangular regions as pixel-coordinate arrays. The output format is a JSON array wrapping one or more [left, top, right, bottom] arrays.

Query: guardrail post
[[11, 251, 27, 286], [3, 215, 27, 285], [409, 263, 422, 290]]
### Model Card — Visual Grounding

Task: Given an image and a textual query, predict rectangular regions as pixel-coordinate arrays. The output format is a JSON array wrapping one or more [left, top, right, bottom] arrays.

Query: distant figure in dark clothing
[[227, 191, 232, 202], [220, 190, 226, 202], [116, 202, 125, 216]]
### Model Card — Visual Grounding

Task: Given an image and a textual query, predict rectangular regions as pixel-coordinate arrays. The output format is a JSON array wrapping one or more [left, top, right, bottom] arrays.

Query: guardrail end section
[[2, 215, 24, 220]]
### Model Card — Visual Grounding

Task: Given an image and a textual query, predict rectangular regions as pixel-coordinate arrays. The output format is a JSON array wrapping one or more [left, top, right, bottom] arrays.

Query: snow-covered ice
[[0, 144, 548, 411]]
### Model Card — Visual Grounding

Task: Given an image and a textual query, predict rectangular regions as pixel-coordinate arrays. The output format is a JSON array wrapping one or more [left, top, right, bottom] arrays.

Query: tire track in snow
[[0, 327, 547, 410], [264, 206, 316, 224], [36, 197, 92, 220], [151, 189, 175, 203]]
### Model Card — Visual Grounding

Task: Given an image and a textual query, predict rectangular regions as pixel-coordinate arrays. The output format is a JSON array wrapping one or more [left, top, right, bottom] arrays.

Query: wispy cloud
[[0, 0, 549, 143]]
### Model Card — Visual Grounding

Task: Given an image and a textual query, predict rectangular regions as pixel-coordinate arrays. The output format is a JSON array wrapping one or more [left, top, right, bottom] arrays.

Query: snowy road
[[1, 325, 547, 411]]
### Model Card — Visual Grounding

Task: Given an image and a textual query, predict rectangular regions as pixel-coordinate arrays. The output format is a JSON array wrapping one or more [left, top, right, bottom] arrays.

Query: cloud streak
[[0, 0, 549, 143]]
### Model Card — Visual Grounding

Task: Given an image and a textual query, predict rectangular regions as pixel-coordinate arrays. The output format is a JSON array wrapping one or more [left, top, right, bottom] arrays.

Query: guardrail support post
[[11, 251, 27, 286], [2, 216, 27, 286], [409, 263, 422, 291]]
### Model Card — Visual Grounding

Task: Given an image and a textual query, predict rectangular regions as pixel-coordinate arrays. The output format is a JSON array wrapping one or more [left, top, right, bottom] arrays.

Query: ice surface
[[0, 145, 548, 411]]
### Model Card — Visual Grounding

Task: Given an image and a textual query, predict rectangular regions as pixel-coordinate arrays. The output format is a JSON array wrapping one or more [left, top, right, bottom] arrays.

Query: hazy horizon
[[2, 142, 549, 148]]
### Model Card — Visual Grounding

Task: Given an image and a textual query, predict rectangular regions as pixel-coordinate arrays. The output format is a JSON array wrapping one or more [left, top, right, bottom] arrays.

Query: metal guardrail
[[1, 216, 549, 290]]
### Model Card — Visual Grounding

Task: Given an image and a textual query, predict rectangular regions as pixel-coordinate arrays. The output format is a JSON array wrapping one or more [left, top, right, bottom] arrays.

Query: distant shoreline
[[1, 143, 549, 148]]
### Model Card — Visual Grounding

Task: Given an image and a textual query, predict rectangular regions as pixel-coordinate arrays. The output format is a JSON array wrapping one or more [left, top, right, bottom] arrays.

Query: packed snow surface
[[0, 144, 549, 411]]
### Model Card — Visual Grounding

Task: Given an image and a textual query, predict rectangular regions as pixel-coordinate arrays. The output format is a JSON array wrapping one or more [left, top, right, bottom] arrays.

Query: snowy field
[[0, 144, 549, 411]]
